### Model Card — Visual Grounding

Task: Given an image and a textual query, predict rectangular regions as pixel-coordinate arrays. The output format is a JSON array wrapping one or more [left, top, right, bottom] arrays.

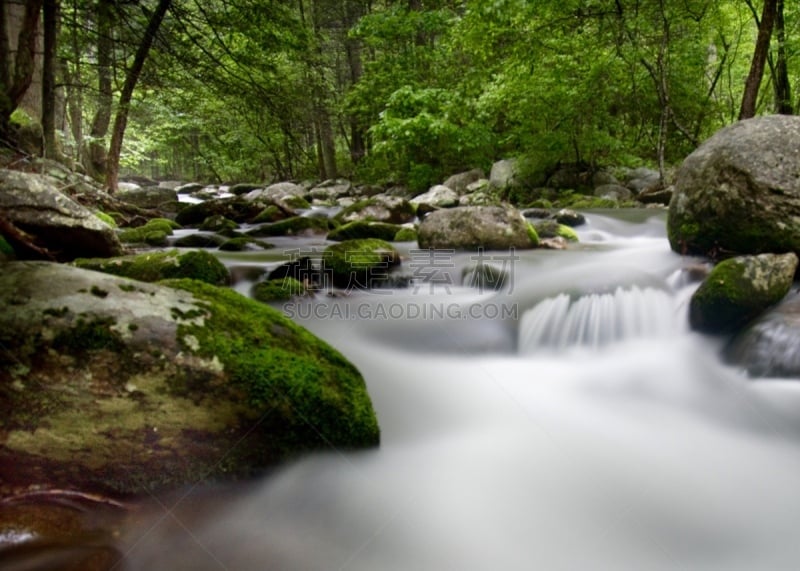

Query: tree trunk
[[84, 0, 114, 178], [106, 0, 172, 193], [773, 0, 792, 114], [42, 0, 58, 159], [344, 1, 366, 164], [0, 0, 44, 143], [739, 0, 778, 120]]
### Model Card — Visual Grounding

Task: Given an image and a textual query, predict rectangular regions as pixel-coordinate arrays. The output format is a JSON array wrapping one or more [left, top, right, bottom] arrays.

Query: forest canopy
[[0, 0, 796, 191]]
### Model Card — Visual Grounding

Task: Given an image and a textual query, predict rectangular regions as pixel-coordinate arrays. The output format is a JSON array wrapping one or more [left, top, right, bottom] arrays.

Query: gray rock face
[[418, 206, 536, 250], [0, 262, 379, 495], [337, 195, 415, 224], [0, 169, 123, 261], [689, 252, 798, 334], [668, 115, 800, 257]]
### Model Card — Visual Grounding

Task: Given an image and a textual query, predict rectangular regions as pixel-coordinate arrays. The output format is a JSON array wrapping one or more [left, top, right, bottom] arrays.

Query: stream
[[74, 210, 800, 569]]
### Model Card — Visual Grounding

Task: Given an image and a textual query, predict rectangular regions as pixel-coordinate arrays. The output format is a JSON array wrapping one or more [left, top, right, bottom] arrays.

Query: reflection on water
[[18, 210, 800, 570]]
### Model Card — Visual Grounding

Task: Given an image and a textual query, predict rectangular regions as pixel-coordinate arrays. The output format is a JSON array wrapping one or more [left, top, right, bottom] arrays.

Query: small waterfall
[[519, 286, 682, 353]]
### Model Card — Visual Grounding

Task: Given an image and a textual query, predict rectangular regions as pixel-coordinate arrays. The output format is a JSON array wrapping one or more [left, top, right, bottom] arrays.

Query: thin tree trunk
[[739, 0, 778, 120], [84, 0, 113, 178], [42, 0, 58, 159], [106, 0, 171, 193], [773, 0, 792, 114]]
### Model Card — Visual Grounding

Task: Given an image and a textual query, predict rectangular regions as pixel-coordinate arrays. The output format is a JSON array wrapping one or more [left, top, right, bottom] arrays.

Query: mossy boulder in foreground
[[0, 262, 380, 495], [689, 252, 798, 334]]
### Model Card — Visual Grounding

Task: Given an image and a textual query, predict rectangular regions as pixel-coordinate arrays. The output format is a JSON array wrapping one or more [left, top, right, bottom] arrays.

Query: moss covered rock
[[74, 249, 230, 286], [689, 252, 798, 334], [531, 219, 579, 242], [0, 262, 380, 496], [393, 227, 418, 242], [198, 215, 238, 233], [327, 220, 402, 242], [322, 239, 400, 288], [252, 277, 310, 302], [117, 218, 180, 246]]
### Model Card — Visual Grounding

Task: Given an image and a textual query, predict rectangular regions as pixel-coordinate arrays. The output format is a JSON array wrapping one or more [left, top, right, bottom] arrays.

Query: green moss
[[327, 220, 401, 242], [393, 227, 418, 242], [53, 316, 124, 354], [556, 224, 579, 242], [282, 195, 311, 210], [689, 255, 796, 333], [75, 249, 229, 285], [0, 234, 15, 257], [252, 206, 284, 224], [526, 223, 540, 247], [161, 279, 380, 453], [252, 278, 309, 302], [199, 215, 238, 233], [118, 218, 179, 244], [94, 210, 117, 228]]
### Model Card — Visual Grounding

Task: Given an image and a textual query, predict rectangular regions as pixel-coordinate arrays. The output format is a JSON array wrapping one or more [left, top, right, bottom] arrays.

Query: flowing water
[[92, 211, 800, 568]]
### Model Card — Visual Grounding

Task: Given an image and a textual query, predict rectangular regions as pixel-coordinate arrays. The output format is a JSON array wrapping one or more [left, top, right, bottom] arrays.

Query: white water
[[120, 210, 800, 570]]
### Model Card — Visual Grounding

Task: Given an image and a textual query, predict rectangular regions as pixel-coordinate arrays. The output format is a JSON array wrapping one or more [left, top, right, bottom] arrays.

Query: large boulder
[[0, 262, 380, 496], [418, 206, 538, 250], [668, 115, 800, 257], [689, 252, 798, 334], [0, 169, 123, 261]]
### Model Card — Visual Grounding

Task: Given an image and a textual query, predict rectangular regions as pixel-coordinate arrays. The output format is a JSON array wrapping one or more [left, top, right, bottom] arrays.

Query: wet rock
[[326, 220, 402, 242]]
